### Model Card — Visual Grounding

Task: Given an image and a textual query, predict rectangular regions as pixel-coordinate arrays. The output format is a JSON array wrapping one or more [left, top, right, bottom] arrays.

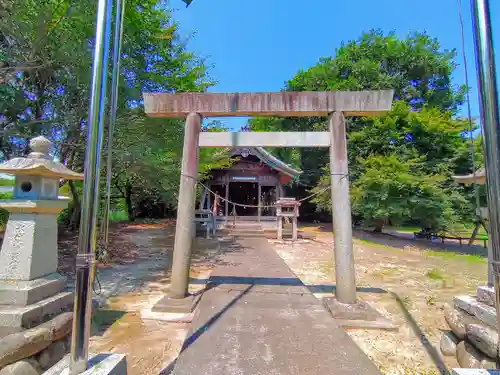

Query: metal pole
[[457, 0, 481, 215], [169, 112, 202, 299], [329, 111, 357, 304], [470, 0, 500, 360], [69, 0, 113, 372], [103, 0, 126, 247]]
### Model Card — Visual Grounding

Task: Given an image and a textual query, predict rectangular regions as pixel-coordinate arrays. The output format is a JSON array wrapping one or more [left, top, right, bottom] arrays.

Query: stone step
[[226, 224, 263, 230], [225, 227, 264, 233], [477, 285, 495, 307], [229, 232, 267, 238], [0, 273, 66, 306], [454, 295, 496, 328], [0, 291, 73, 329]]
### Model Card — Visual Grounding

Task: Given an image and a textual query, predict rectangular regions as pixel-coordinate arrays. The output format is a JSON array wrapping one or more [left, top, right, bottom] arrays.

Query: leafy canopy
[[250, 30, 477, 230]]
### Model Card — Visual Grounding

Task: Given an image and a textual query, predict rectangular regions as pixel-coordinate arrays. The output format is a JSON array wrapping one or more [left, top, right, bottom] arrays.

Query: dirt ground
[[57, 221, 226, 375], [55, 221, 487, 374], [273, 225, 488, 375]]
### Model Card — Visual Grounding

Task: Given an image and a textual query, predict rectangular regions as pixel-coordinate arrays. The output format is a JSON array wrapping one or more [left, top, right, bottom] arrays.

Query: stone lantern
[[0, 136, 83, 331], [276, 197, 301, 241]]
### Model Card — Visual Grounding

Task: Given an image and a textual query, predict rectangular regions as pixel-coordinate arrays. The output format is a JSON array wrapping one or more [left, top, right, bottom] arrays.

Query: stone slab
[[208, 283, 307, 295], [453, 369, 500, 375], [455, 295, 497, 328], [0, 213, 59, 281], [323, 297, 397, 330], [143, 90, 394, 118], [0, 326, 23, 339], [0, 274, 65, 306], [199, 131, 331, 148], [140, 308, 194, 323], [170, 238, 380, 375], [43, 353, 127, 375], [477, 286, 496, 307], [151, 293, 202, 314], [0, 292, 73, 328]]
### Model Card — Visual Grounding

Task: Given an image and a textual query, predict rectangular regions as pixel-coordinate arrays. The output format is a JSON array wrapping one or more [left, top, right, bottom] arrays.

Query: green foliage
[[0, 178, 14, 186], [313, 154, 464, 231], [426, 268, 445, 280], [0, 192, 11, 230], [286, 29, 465, 113], [350, 155, 459, 231], [1, 0, 217, 226], [251, 30, 480, 230]]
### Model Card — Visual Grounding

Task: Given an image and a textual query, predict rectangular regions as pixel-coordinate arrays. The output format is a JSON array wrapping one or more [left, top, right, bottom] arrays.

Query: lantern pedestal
[[0, 136, 83, 372], [0, 199, 73, 330]]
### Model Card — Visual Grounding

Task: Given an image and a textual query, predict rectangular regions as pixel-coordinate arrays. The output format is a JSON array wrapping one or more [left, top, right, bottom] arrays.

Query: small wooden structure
[[452, 168, 489, 242], [194, 209, 216, 238], [199, 147, 301, 225], [276, 198, 301, 241]]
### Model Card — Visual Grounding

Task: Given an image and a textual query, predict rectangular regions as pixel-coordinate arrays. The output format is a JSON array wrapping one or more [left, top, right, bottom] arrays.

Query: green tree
[[312, 154, 466, 232], [287, 29, 465, 113], [250, 30, 477, 229], [1, 0, 217, 227]]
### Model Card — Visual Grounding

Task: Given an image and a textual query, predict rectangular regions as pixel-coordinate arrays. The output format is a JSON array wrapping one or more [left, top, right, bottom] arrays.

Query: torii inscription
[[144, 90, 394, 308]]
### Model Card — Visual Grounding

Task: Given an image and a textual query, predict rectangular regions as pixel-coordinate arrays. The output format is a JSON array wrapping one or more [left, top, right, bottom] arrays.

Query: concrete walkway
[[171, 238, 380, 375]]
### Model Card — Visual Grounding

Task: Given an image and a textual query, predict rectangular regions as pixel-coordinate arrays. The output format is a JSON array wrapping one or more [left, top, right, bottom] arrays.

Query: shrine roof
[[452, 168, 485, 185], [228, 147, 302, 178], [0, 136, 83, 180]]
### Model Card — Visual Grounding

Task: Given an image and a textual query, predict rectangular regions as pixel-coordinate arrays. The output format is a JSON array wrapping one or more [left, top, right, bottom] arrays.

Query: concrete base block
[[323, 297, 398, 330], [455, 295, 496, 328], [151, 293, 202, 314], [140, 308, 194, 323], [0, 212, 60, 281], [0, 292, 73, 328], [43, 353, 127, 375], [0, 273, 65, 306], [477, 286, 495, 307], [452, 369, 500, 375]]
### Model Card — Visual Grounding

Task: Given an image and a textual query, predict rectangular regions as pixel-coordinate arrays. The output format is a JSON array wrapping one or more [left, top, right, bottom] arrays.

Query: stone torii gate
[[143, 90, 394, 310]]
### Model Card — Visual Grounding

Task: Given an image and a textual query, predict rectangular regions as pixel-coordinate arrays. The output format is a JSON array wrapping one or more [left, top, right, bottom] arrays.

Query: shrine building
[[199, 147, 301, 223]]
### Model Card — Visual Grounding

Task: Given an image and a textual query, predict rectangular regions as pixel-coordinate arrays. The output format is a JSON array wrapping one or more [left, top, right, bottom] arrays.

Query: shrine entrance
[[201, 147, 299, 221], [144, 90, 394, 308], [229, 182, 257, 216]]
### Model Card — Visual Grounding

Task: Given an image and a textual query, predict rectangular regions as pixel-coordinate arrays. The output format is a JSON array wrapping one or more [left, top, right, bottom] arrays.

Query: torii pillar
[[143, 90, 393, 311]]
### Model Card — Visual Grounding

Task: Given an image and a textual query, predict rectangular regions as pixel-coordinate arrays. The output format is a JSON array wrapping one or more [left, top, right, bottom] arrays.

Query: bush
[[350, 155, 461, 232], [0, 192, 12, 231]]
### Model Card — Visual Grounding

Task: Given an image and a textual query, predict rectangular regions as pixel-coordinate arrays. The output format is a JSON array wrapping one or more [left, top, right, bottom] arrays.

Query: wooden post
[[169, 112, 201, 299], [292, 217, 298, 241], [199, 185, 208, 210], [225, 182, 229, 223], [329, 111, 356, 304], [277, 217, 283, 240], [257, 182, 261, 221]]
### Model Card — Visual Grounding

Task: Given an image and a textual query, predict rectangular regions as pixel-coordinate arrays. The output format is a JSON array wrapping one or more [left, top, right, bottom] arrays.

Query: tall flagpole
[[69, 0, 113, 372], [103, 0, 126, 247], [470, 0, 500, 360]]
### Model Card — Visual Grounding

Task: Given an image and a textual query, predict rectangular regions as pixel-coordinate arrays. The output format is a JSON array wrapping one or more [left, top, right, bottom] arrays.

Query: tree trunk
[[125, 184, 135, 221], [68, 180, 81, 231]]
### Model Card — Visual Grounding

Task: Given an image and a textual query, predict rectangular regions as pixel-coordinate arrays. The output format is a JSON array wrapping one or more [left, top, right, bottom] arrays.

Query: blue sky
[[171, 0, 499, 131]]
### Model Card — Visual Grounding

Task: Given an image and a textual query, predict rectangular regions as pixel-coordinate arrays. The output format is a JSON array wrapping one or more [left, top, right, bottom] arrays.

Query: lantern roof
[[0, 136, 84, 180]]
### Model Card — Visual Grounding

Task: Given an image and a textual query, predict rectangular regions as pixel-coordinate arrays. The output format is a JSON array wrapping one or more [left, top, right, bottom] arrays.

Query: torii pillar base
[[152, 293, 202, 314]]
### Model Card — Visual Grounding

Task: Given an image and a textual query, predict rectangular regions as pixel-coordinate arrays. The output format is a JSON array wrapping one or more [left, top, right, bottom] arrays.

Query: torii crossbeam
[[143, 90, 394, 310]]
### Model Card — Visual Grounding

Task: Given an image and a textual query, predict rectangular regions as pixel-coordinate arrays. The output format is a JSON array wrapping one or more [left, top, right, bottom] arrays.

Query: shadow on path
[[190, 276, 387, 295], [181, 284, 254, 353], [390, 291, 449, 375]]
